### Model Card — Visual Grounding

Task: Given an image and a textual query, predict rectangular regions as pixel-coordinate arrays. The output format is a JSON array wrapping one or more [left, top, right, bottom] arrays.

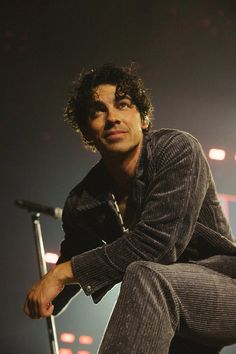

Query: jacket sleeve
[[70, 133, 211, 302]]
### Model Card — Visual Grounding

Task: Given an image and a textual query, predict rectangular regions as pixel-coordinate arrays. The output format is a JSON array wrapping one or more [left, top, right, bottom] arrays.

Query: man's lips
[[104, 130, 128, 138]]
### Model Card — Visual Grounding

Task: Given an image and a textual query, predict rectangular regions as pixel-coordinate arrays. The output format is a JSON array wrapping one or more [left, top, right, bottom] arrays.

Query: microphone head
[[54, 207, 63, 220]]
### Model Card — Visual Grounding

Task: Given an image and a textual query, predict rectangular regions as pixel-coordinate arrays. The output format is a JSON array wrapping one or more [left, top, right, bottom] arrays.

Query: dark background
[[1, 1, 236, 353]]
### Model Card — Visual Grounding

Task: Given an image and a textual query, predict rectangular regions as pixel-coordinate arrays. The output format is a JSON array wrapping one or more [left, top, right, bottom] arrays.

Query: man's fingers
[[27, 296, 38, 318], [24, 293, 53, 319], [23, 263, 69, 319], [24, 296, 40, 319], [46, 303, 54, 316]]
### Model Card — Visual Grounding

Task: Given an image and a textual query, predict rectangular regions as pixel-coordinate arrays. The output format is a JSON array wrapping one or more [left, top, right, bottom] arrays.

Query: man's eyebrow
[[89, 100, 105, 109], [115, 93, 132, 100], [87, 101, 103, 113]]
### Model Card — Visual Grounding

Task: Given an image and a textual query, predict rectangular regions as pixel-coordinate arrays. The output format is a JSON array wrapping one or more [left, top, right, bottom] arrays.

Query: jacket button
[[87, 285, 92, 293]]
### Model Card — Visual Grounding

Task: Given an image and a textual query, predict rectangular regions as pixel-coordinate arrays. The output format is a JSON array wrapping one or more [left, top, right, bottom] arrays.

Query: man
[[24, 64, 236, 354]]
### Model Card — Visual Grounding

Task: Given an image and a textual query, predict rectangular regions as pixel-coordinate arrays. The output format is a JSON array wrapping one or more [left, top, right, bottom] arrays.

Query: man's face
[[84, 84, 148, 157]]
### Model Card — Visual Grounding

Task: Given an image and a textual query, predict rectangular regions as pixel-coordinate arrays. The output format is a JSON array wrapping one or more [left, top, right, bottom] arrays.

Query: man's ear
[[141, 116, 150, 130]]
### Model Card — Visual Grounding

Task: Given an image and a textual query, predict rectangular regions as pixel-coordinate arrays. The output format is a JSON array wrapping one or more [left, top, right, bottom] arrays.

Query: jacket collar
[[74, 132, 151, 212]]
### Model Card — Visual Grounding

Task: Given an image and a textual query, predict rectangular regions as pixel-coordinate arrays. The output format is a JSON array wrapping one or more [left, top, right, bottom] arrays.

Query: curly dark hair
[[64, 63, 154, 151]]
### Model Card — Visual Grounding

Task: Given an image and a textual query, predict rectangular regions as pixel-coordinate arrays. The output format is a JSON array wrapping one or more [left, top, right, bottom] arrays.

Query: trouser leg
[[99, 261, 179, 354], [98, 257, 236, 354]]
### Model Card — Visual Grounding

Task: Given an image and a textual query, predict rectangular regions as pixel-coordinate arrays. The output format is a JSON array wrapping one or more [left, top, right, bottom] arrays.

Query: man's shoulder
[[145, 128, 201, 154], [147, 128, 199, 144]]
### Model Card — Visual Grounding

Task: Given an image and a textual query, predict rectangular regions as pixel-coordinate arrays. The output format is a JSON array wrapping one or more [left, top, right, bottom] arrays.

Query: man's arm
[[24, 191, 105, 318], [24, 261, 75, 318]]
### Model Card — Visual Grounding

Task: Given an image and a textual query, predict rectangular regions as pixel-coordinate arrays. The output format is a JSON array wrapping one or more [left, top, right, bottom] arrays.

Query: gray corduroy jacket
[[53, 129, 236, 315]]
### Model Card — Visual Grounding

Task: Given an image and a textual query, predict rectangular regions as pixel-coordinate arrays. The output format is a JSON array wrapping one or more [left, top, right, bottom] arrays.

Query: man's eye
[[118, 101, 131, 109], [90, 105, 106, 118], [90, 110, 101, 117]]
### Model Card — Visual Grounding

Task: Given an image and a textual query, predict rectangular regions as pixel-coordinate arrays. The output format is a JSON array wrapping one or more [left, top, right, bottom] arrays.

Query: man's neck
[[102, 141, 143, 198]]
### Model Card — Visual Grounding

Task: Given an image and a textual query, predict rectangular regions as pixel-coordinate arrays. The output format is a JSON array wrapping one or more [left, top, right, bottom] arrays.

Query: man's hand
[[24, 261, 74, 319]]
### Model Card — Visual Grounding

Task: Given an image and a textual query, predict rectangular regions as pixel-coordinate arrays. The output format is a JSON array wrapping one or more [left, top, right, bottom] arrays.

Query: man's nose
[[106, 106, 121, 123]]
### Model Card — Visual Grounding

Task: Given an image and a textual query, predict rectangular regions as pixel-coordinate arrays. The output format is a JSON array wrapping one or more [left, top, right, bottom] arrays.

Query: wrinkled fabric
[[53, 129, 236, 314]]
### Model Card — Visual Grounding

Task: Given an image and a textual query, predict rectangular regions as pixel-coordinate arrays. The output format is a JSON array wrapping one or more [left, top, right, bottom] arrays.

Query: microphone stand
[[30, 212, 59, 354]]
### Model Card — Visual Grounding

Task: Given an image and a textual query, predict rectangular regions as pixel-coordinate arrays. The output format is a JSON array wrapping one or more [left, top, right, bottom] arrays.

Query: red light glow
[[79, 335, 94, 345], [59, 349, 72, 354], [60, 332, 75, 343], [219, 193, 236, 220], [77, 351, 90, 354], [209, 148, 225, 160], [45, 252, 59, 264]]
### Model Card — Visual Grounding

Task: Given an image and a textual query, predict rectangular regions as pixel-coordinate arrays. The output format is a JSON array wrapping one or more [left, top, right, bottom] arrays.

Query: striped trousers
[[98, 255, 236, 354]]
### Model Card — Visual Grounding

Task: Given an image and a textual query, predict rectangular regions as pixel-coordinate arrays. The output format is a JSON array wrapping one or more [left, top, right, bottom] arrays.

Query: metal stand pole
[[31, 212, 59, 354]]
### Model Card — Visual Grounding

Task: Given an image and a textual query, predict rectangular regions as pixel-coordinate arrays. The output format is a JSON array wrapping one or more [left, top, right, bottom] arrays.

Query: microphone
[[15, 199, 63, 220]]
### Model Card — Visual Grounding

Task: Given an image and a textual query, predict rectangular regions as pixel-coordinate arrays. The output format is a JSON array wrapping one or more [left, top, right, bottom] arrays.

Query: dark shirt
[[54, 129, 236, 313]]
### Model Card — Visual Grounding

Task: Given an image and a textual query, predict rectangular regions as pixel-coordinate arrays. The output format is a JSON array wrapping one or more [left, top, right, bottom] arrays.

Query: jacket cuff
[[71, 246, 122, 301]]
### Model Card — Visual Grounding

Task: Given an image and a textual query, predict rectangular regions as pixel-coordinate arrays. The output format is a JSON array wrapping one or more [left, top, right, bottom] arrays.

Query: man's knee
[[122, 261, 180, 327], [123, 261, 179, 304]]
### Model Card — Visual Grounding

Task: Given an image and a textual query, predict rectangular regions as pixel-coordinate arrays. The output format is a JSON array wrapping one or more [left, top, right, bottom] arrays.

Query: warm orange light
[[77, 351, 90, 354], [59, 349, 72, 354], [60, 332, 75, 343], [209, 148, 225, 160], [78, 335, 94, 345], [45, 252, 59, 264]]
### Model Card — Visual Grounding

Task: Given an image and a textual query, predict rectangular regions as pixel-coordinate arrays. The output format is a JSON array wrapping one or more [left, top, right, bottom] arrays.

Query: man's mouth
[[104, 130, 128, 138]]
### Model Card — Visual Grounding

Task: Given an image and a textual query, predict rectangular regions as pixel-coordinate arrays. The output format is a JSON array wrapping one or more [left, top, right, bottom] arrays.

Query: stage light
[[209, 148, 226, 160], [60, 332, 76, 343], [59, 349, 72, 354], [77, 351, 90, 354], [79, 335, 94, 345], [44, 252, 59, 264]]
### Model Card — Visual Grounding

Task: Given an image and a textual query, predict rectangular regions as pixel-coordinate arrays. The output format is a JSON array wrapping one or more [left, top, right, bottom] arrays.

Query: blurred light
[[219, 193, 236, 202], [209, 148, 225, 160], [77, 351, 90, 354], [45, 252, 59, 264], [60, 332, 75, 343], [59, 349, 72, 354], [235, 153, 236, 161], [79, 335, 94, 345], [219, 194, 236, 234]]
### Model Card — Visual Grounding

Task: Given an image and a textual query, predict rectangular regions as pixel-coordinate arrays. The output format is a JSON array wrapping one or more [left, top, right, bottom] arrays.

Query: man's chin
[[100, 143, 138, 157]]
